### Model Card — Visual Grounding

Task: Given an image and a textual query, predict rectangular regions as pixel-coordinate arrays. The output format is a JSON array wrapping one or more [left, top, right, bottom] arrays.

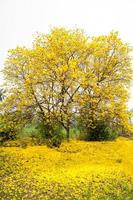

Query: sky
[[0, 0, 133, 107]]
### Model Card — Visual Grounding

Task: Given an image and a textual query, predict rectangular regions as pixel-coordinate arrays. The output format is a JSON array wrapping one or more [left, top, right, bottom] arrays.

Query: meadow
[[0, 137, 133, 199]]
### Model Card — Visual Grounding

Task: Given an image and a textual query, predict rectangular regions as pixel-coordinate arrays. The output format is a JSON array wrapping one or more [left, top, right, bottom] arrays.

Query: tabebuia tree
[[1, 28, 133, 144]]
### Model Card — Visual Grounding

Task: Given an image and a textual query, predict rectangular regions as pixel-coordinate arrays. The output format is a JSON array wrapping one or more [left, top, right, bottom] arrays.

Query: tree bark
[[66, 127, 70, 142]]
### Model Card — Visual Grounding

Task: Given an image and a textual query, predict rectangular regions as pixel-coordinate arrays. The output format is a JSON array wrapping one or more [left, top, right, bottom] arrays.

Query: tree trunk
[[66, 127, 70, 142]]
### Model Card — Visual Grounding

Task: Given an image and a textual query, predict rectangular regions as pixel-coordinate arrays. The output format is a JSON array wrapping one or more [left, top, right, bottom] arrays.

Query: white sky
[[0, 0, 133, 107]]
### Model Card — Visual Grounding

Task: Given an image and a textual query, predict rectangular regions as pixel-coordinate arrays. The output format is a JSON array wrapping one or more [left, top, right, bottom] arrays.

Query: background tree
[[78, 32, 133, 137]]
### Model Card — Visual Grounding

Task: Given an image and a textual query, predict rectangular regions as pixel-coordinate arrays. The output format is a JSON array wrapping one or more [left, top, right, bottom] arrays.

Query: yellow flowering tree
[[79, 32, 133, 134], [1, 28, 133, 141]]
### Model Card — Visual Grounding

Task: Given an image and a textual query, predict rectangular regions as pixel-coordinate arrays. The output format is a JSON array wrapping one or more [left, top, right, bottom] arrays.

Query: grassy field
[[0, 137, 133, 199]]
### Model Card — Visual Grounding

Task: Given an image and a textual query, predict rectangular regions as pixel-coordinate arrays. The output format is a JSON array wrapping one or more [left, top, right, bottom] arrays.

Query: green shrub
[[46, 125, 66, 147], [17, 122, 45, 139], [15, 120, 66, 147], [87, 121, 118, 141], [0, 131, 15, 145], [70, 127, 80, 139]]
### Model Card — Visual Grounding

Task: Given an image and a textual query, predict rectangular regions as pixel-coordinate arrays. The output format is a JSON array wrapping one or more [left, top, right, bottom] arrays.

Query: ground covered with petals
[[0, 138, 133, 199]]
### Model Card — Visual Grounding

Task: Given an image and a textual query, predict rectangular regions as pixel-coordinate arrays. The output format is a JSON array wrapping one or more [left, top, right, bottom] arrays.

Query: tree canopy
[[1, 27, 133, 140]]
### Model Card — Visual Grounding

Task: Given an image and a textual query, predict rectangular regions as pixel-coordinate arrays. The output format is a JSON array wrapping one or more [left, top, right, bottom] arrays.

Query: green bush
[[69, 127, 80, 139], [87, 121, 118, 141], [46, 125, 66, 147], [17, 121, 66, 147], [0, 131, 15, 145], [17, 122, 45, 139]]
